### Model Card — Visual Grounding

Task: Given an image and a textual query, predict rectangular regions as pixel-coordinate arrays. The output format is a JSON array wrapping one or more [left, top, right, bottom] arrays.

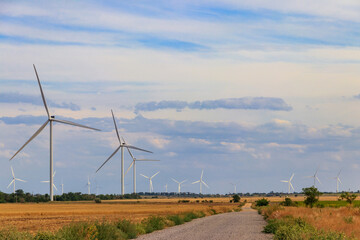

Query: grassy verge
[[258, 204, 354, 240], [0, 205, 241, 240]]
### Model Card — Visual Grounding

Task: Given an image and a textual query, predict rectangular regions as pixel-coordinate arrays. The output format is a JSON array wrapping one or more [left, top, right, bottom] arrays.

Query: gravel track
[[137, 203, 273, 240]]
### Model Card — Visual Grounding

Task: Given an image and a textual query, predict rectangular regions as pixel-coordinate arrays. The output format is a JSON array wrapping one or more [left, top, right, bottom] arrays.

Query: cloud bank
[[134, 97, 292, 113], [0, 92, 81, 111]]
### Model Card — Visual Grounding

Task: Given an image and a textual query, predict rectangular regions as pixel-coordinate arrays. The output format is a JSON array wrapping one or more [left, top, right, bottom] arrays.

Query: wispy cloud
[[0, 92, 81, 111], [134, 97, 292, 113]]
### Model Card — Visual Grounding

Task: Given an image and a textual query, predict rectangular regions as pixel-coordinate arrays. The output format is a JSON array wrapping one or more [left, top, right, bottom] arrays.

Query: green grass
[[293, 200, 360, 208]]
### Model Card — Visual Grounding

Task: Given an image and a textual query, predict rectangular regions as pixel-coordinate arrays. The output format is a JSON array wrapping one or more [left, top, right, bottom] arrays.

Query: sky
[[1, 0, 360, 195]]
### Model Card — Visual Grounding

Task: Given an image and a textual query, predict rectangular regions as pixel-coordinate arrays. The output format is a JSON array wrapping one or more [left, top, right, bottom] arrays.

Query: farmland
[[0, 198, 238, 233]]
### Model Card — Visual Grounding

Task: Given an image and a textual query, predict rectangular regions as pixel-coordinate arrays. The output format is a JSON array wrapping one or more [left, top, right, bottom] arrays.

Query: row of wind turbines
[[281, 168, 343, 194], [8, 65, 211, 200]]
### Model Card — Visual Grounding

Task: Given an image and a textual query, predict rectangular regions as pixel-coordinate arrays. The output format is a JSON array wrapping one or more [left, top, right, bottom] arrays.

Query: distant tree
[[255, 198, 269, 207], [340, 192, 357, 205], [303, 187, 322, 208], [232, 194, 240, 203]]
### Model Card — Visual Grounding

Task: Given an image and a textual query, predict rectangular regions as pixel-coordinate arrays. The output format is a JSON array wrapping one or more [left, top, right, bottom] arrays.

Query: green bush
[[95, 222, 127, 240], [116, 219, 138, 238], [282, 198, 296, 206], [33, 232, 58, 240], [142, 216, 165, 233], [0, 228, 33, 240], [94, 198, 101, 203], [303, 187, 322, 208], [255, 198, 269, 207], [232, 194, 240, 203], [167, 215, 184, 225], [197, 211, 206, 218], [183, 212, 197, 222]]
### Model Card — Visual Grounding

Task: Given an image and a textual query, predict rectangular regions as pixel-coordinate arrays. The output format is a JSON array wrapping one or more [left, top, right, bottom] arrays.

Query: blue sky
[[1, 0, 360, 194]]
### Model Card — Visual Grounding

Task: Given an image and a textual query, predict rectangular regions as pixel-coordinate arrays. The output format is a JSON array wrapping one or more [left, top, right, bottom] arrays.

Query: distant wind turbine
[[124, 137, 159, 194], [281, 173, 295, 194], [140, 171, 160, 193], [86, 176, 91, 194], [191, 170, 209, 194], [96, 110, 152, 195], [172, 178, 187, 193], [306, 167, 321, 187], [334, 169, 342, 193], [165, 184, 168, 193], [7, 166, 26, 194], [61, 178, 64, 195], [230, 182, 239, 194], [41, 171, 58, 192], [9, 65, 100, 201]]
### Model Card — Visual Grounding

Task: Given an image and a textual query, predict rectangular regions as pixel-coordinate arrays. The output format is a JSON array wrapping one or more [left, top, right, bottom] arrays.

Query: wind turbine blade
[[201, 170, 204, 179], [53, 184, 58, 191], [192, 180, 200, 184], [53, 171, 56, 177], [136, 159, 160, 161], [111, 110, 121, 144], [338, 169, 342, 177], [140, 174, 149, 179], [338, 178, 342, 184], [202, 181, 210, 188], [33, 64, 50, 118], [281, 180, 288, 183], [96, 146, 121, 173], [7, 180, 14, 189], [11, 166, 14, 178], [316, 176, 321, 184], [180, 180, 187, 184], [290, 182, 294, 191], [41, 181, 49, 183], [16, 178, 26, 182], [10, 120, 49, 161], [125, 161, 135, 176], [125, 145, 135, 161], [151, 171, 160, 178], [124, 145, 153, 154], [53, 119, 100, 131], [171, 178, 179, 184], [290, 173, 294, 181]]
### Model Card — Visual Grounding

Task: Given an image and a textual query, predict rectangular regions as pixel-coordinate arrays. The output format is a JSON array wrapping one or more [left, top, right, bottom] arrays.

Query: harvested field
[[0, 199, 237, 233]]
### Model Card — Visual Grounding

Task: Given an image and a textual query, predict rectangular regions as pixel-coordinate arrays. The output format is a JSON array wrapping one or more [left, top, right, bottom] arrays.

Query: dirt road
[[137, 203, 272, 240]]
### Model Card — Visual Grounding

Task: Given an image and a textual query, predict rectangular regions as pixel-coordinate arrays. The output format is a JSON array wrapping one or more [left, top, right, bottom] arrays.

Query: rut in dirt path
[[137, 203, 273, 240]]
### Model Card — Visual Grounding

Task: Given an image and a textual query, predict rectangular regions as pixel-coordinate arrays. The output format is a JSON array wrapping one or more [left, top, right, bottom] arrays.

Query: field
[[0, 198, 238, 233]]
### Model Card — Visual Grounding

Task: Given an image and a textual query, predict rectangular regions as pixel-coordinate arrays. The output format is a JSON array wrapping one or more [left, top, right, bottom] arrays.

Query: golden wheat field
[[0, 198, 237, 233]]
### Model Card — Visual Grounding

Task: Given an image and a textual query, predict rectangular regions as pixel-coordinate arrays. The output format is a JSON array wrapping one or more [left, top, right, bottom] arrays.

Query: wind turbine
[[124, 140, 160, 194], [41, 171, 58, 192], [281, 173, 295, 194], [9, 65, 100, 201], [96, 110, 152, 195], [140, 171, 160, 193], [61, 178, 64, 195], [7, 166, 26, 194], [172, 178, 187, 193], [230, 182, 238, 194], [306, 167, 321, 187], [165, 184, 168, 193], [334, 169, 342, 193], [191, 170, 209, 194], [86, 176, 91, 194]]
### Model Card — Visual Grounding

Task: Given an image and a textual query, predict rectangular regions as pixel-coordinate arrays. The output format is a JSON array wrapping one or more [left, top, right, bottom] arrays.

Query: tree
[[340, 192, 357, 205], [303, 187, 322, 208], [232, 194, 240, 203]]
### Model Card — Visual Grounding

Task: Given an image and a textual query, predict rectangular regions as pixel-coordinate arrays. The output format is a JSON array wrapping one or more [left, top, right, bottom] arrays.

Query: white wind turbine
[[86, 176, 91, 194], [306, 167, 321, 187], [61, 178, 64, 195], [334, 169, 342, 193], [172, 178, 187, 193], [9, 65, 100, 201], [96, 110, 152, 195], [124, 138, 160, 194], [164, 184, 168, 193], [41, 171, 58, 192], [7, 166, 26, 194], [191, 170, 209, 194], [230, 182, 239, 194], [140, 171, 160, 193], [281, 173, 295, 194]]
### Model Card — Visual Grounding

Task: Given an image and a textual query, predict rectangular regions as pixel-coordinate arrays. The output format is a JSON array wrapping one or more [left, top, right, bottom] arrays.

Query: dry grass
[[269, 206, 360, 238], [0, 199, 237, 233]]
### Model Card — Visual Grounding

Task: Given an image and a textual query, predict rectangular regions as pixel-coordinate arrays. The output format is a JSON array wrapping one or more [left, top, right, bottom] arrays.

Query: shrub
[[303, 187, 322, 208], [282, 198, 295, 206], [343, 216, 354, 224], [94, 198, 101, 203], [183, 212, 197, 222], [33, 232, 58, 240], [197, 211, 206, 218], [255, 198, 269, 207], [209, 209, 217, 215], [116, 219, 138, 238], [142, 216, 165, 233], [232, 194, 240, 203], [95, 222, 127, 240], [0, 228, 34, 240], [167, 215, 184, 225], [340, 192, 357, 205]]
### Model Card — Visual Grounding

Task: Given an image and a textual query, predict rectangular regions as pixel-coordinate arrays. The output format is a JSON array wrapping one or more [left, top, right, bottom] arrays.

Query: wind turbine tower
[[140, 172, 160, 193], [86, 176, 91, 194], [306, 168, 321, 187], [9, 65, 100, 201], [7, 166, 26, 194], [96, 110, 152, 195], [281, 173, 295, 194], [334, 170, 342, 193], [191, 170, 209, 194], [172, 178, 187, 193]]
